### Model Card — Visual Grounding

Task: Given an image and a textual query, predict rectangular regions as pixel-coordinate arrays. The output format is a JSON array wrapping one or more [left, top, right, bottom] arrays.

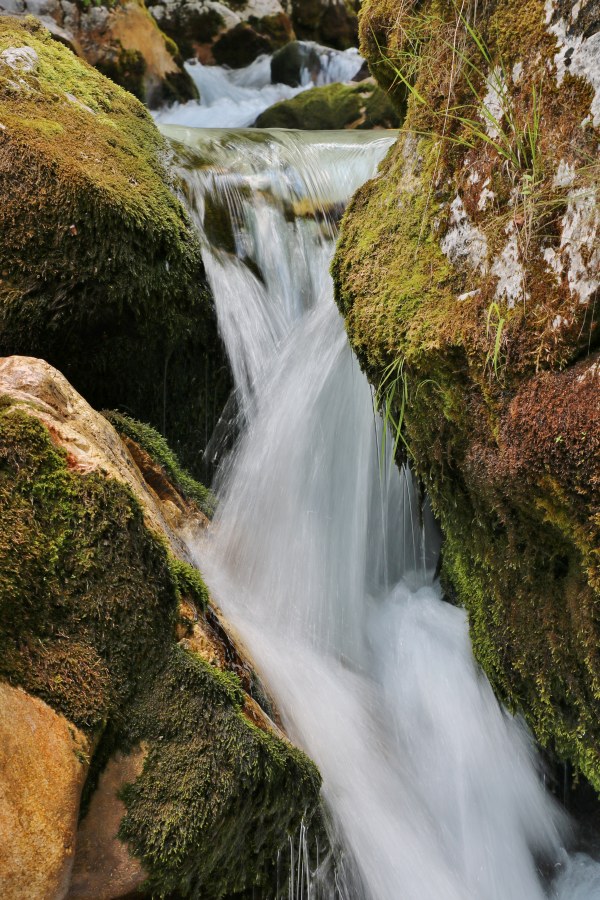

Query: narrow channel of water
[[164, 125, 600, 899]]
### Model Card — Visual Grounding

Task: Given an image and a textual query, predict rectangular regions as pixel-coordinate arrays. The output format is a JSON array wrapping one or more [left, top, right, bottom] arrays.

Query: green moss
[[104, 410, 216, 517], [0, 399, 322, 894], [334, 0, 600, 790], [118, 646, 320, 898], [255, 81, 399, 129], [96, 45, 147, 103], [169, 556, 210, 611], [0, 404, 178, 731], [0, 16, 230, 479]]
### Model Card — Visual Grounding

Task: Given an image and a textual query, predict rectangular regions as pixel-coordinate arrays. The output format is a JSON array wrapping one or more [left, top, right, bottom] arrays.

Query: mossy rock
[[0, 392, 321, 896], [104, 410, 216, 517], [254, 79, 399, 129], [0, 16, 230, 478], [333, 0, 600, 788]]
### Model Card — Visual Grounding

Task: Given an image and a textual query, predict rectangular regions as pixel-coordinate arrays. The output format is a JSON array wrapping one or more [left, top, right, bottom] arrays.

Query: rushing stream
[[163, 124, 600, 898], [155, 44, 364, 129]]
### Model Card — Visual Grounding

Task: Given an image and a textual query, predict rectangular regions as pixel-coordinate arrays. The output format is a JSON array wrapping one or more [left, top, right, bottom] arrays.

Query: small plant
[[375, 357, 411, 467], [485, 301, 506, 377]]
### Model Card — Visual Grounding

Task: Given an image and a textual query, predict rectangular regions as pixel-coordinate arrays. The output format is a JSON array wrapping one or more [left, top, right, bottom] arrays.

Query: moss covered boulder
[[0, 355, 321, 899], [334, 0, 600, 788], [0, 16, 230, 476], [255, 79, 399, 129]]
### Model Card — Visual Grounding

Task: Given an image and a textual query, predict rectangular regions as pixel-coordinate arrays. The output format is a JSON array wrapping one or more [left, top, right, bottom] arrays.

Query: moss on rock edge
[[333, 0, 600, 788], [0, 397, 321, 896], [0, 17, 230, 477]]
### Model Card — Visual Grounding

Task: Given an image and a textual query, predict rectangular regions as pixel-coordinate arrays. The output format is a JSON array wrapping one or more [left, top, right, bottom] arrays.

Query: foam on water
[[165, 125, 600, 898], [154, 44, 364, 128]]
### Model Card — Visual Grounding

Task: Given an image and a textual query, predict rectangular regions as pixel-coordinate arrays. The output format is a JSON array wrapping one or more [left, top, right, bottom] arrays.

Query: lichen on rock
[[333, 0, 600, 789]]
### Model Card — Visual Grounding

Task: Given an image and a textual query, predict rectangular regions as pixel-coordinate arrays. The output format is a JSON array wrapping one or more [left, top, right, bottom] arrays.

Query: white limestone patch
[[491, 226, 527, 308], [441, 195, 488, 272], [481, 67, 506, 139], [65, 92, 95, 115], [560, 187, 600, 304], [543, 245, 563, 283], [512, 61, 523, 84], [553, 159, 576, 188], [546, 0, 600, 126], [477, 178, 495, 211], [0, 45, 38, 73], [577, 359, 599, 383]]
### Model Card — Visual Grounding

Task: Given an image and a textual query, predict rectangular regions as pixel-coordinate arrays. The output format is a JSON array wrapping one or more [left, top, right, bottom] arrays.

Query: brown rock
[[0, 0, 197, 106], [67, 749, 147, 900], [0, 682, 90, 900]]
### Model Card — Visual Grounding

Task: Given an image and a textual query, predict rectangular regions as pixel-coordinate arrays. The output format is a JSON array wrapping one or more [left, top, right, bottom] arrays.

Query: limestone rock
[[0, 682, 90, 900], [290, 0, 358, 50], [67, 749, 147, 900], [0, 355, 322, 897], [146, 0, 294, 65], [0, 355, 207, 554], [333, 0, 600, 787]]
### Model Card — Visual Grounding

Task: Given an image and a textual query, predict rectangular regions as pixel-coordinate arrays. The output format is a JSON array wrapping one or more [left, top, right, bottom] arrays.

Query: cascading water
[[164, 125, 600, 899], [154, 44, 364, 129]]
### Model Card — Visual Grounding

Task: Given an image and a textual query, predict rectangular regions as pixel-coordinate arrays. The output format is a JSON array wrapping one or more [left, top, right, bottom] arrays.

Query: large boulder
[[146, 0, 294, 66], [0, 0, 197, 106], [0, 682, 90, 900], [255, 78, 399, 128], [333, 0, 600, 789], [290, 0, 359, 50], [0, 16, 230, 476], [0, 355, 322, 899]]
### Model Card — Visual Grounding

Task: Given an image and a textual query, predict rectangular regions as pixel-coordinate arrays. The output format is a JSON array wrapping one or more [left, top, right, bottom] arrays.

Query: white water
[[168, 125, 600, 898], [154, 44, 364, 128]]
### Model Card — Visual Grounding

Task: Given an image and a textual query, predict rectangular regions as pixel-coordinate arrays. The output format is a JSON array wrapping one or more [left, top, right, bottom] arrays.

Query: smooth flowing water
[[165, 125, 600, 899]]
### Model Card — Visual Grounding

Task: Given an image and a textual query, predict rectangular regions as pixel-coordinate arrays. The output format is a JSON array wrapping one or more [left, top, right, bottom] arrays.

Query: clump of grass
[[485, 301, 507, 377], [375, 357, 411, 466]]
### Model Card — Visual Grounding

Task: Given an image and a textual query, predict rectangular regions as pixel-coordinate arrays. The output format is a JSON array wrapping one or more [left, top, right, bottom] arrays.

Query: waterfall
[[166, 125, 600, 899]]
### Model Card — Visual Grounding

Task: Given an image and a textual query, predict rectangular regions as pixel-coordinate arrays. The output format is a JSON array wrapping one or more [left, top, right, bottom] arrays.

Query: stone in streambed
[[254, 79, 400, 129], [0, 0, 197, 106]]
